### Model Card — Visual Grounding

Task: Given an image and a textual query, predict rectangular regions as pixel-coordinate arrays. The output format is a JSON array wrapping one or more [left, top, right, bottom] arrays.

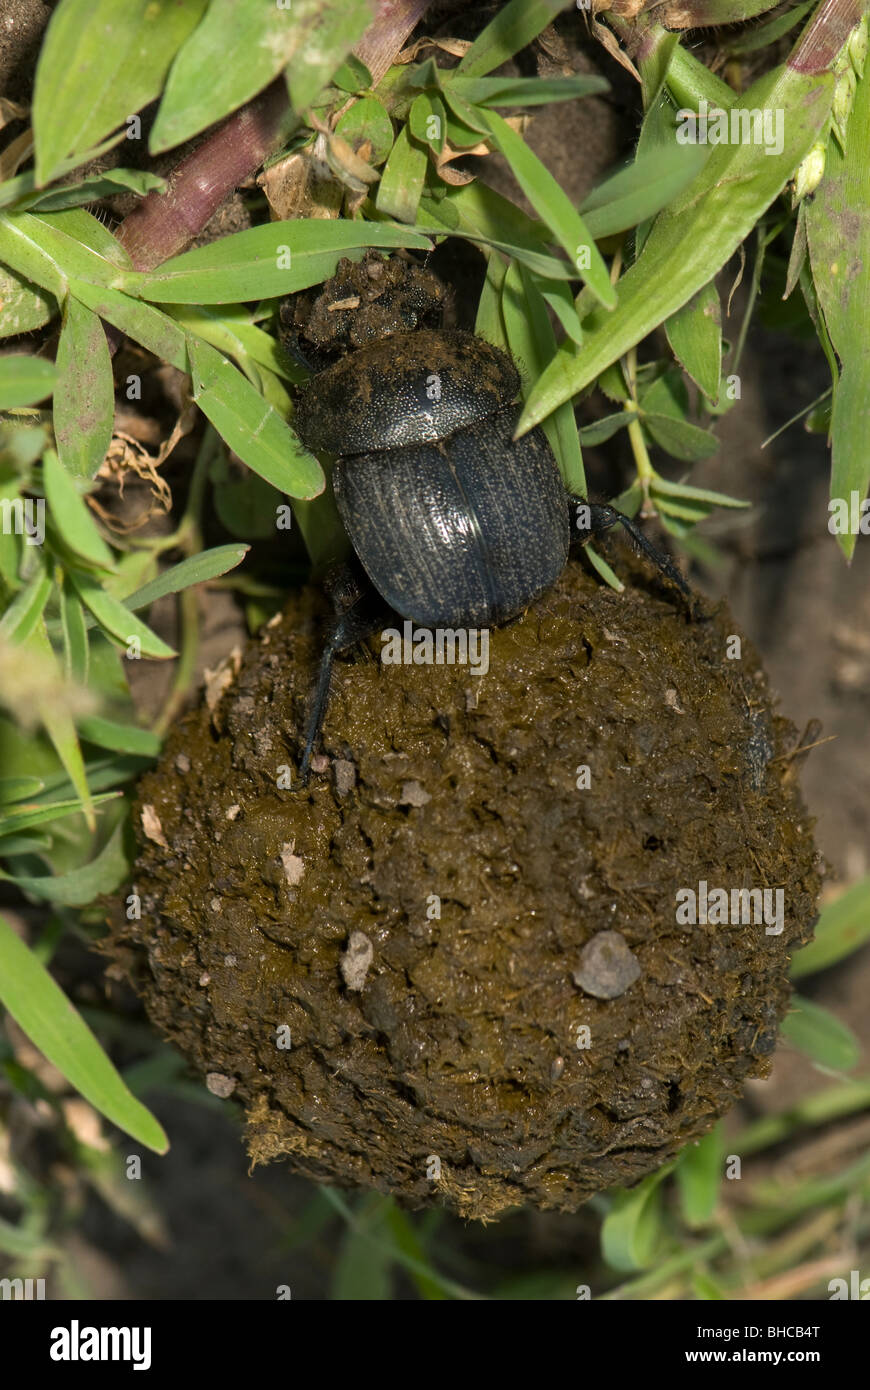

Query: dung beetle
[[287, 284, 692, 784]]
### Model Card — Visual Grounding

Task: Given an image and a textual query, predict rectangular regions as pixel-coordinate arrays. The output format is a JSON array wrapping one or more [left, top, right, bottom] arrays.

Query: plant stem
[[622, 344, 655, 496], [117, 82, 294, 271], [789, 0, 864, 73]]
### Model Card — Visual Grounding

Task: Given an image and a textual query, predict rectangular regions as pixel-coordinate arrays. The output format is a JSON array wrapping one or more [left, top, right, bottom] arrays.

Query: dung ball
[[105, 558, 821, 1221]]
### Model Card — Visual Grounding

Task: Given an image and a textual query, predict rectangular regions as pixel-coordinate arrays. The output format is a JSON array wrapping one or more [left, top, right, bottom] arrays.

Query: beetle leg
[[299, 589, 394, 785], [569, 498, 693, 610]]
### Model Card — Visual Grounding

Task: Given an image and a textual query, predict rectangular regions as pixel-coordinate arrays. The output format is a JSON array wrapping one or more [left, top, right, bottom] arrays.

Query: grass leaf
[[23, 617, 95, 830], [790, 878, 870, 979], [479, 108, 615, 309], [781, 995, 861, 1073], [43, 449, 115, 569], [33, 0, 206, 183], [0, 793, 119, 838], [805, 63, 870, 560], [59, 578, 89, 684], [375, 125, 428, 224], [457, 0, 568, 79], [77, 716, 161, 758], [449, 75, 609, 108], [69, 569, 176, 659], [0, 261, 55, 338], [416, 186, 576, 281], [4, 819, 130, 905], [0, 911, 168, 1152], [601, 1167, 671, 1272], [23, 169, 166, 213], [0, 354, 55, 408], [187, 337, 323, 499], [581, 142, 708, 240], [664, 279, 722, 401], [0, 563, 53, 644], [53, 296, 115, 482], [119, 220, 431, 304], [121, 544, 250, 612], [503, 260, 585, 495], [519, 61, 835, 433], [674, 1125, 723, 1229], [0, 777, 45, 804]]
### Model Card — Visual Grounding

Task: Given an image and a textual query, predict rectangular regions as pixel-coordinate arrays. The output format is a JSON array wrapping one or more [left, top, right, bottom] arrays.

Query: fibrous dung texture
[[107, 558, 821, 1220]]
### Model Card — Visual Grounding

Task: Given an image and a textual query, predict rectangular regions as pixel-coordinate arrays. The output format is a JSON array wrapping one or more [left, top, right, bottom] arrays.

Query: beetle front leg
[[299, 586, 394, 785], [568, 498, 693, 610]]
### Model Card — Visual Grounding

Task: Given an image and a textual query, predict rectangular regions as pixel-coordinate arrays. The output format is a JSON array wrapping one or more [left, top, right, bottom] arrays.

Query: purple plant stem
[[116, 0, 434, 272], [116, 80, 291, 271], [354, 0, 433, 86], [788, 0, 863, 72]]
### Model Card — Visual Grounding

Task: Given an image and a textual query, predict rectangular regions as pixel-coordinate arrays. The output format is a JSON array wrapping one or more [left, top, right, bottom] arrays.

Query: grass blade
[[480, 108, 616, 310], [33, 0, 206, 183], [791, 877, 870, 979], [519, 61, 834, 433], [805, 57, 870, 560], [781, 995, 861, 1073], [119, 220, 431, 304], [0, 911, 168, 1152], [43, 449, 115, 568], [53, 296, 115, 482], [187, 337, 322, 498], [0, 354, 55, 408]]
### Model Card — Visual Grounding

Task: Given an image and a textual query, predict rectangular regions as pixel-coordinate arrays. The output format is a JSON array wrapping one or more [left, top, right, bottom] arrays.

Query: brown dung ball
[[106, 558, 821, 1221]]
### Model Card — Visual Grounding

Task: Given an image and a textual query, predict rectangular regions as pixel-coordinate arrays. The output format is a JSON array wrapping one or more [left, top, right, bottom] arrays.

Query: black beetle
[[290, 324, 691, 782]]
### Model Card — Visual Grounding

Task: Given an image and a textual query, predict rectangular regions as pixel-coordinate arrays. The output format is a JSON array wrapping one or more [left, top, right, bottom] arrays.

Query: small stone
[[226, 804, 241, 821], [665, 687, 685, 714], [141, 804, 169, 850], [281, 841, 305, 886], [399, 780, 430, 807], [175, 753, 191, 774], [205, 1072, 236, 1098], [340, 931, 373, 991], [204, 648, 242, 711], [333, 759, 356, 796], [573, 931, 641, 1000]]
